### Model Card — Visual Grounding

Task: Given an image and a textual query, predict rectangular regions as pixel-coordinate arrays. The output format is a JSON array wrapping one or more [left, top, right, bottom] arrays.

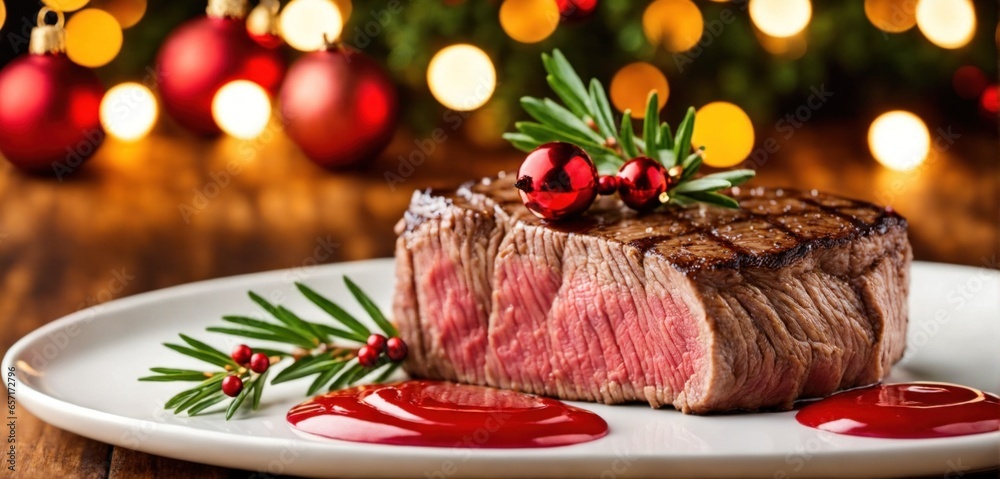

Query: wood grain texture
[[1, 122, 996, 478]]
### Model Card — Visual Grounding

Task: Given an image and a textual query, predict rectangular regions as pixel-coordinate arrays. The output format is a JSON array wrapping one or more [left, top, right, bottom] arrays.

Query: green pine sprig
[[503, 49, 755, 209], [139, 277, 403, 420]]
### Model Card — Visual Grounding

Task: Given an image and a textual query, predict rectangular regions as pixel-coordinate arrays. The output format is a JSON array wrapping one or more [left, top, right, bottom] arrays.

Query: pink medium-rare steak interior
[[393, 173, 911, 413]]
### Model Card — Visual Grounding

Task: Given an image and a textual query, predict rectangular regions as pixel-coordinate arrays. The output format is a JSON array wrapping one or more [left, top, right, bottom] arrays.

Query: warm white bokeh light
[[749, 0, 812, 38], [279, 0, 344, 52], [100, 82, 158, 141], [868, 111, 930, 171], [427, 44, 497, 111], [212, 81, 272, 139], [916, 0, 975, 49]]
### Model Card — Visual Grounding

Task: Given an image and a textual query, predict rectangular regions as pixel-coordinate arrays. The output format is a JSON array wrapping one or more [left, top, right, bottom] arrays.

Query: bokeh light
[[499, 0, 560, 44], [0, 0, 6, 31], [100, 82, 158, 142], [280, 0, 344, 52], [65, 8, 123, 67], [980, 85, 999, 115], [755, 30, 807, 59], [42, 0, 89, 12], [610, 62, 668, 119], [749, 0, 812, 38], [952, 66, 987, 100], [332, 0, 352, 21], [91, 0, 146, 29], [916, 0, 975, 49], [691, 102, 754, 168], [864, 0, 916, 33], [212, 81, 272, 139], [868, 111, 930, 171], [427, 44, 497, 111], [642, 0, 704, 52]]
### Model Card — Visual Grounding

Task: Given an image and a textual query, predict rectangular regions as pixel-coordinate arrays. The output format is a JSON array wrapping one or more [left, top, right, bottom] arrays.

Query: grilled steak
[[393, 173, 911, 413]]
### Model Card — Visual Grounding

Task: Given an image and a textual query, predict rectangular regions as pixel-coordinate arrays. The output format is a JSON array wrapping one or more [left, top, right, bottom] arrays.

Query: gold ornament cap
[[29, 8, 67, 55], [247, 0, 280, 37], [206, 0, 249, 19]]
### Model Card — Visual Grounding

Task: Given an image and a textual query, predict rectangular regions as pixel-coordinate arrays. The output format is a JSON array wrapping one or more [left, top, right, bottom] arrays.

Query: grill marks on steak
[[394, 173, 911, 413]]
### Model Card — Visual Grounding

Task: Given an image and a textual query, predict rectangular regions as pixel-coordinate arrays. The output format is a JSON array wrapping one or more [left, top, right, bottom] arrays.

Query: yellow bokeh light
[[691, 102, 755, 168], [868, 111, 930, 171], [332, 0, 352, 21], [427, 44, 497, 111], [212, 80, 272, 139], [609, 62, 668, 119], [91, 0, 146, 29], [916, 0, 975, 49], [864, 0, 917, 33], [66, 9, 122, 67], [42, 0, 89, 12], [749, 0, 811, 38], [0, 1, 6, 31], [755, 29, 807, 59], [642, 0, 704, 52], [100, 82, 158, 142], [279, 0, 344, 52], [499, 0, 560, 44]]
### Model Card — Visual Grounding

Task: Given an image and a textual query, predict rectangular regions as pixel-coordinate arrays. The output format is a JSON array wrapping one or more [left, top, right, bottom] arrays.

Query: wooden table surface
[[1, 120, 997, 478]]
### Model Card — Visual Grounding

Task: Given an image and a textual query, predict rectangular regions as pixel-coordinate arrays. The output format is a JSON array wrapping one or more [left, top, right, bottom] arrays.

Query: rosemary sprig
[[139, 276, 404, 420], [503, 49, 755, 209]]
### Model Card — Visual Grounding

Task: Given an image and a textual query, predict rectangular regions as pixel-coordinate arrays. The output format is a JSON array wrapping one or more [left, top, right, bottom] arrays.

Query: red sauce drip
[[796, 382, 1000, 439], [286, 380, 609, 448]]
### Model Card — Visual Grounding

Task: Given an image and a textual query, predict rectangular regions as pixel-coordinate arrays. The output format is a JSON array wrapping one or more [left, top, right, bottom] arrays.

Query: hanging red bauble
[[514, 142, 598, 221], [617, 156, 670, 211], [156, 0, 285, 135], [279, 46, 398, 169], [557, 0, 598, 22], [0, 10, 104, 173]]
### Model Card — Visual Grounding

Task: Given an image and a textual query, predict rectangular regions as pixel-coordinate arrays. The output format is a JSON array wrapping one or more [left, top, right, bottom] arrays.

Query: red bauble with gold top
[[279, 46, 398, 169], [156, 0, 285, 135], [0, 10, 104, 173]]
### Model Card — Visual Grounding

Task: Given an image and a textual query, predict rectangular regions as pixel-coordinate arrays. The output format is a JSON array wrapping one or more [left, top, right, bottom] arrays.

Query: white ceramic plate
[[4, 260, 999, 478]]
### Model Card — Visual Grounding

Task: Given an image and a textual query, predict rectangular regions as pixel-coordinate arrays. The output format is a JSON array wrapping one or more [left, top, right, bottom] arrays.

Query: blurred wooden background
[[0, 120, 997, 477]]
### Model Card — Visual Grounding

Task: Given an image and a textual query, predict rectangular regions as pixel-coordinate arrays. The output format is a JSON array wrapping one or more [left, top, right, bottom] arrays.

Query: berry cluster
[[222, 344, 273, 397], [514, 142, 685, 221], [358, 334, 408, 368]]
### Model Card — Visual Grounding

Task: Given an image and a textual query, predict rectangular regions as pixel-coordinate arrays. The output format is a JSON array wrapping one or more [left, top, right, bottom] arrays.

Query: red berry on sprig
[[616, 157, 672, 211], [387, 337, 408, 362], [366, 334, 388, 354], [231, 344, 253, 365], [357, 345, 379, 368], [514, 142, 598, 221], [249, 353, 270, 374], [222, 375, 244, 397]]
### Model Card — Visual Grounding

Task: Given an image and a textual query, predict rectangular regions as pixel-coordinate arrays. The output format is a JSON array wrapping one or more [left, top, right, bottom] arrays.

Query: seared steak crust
[[394, 173, 911, 413]]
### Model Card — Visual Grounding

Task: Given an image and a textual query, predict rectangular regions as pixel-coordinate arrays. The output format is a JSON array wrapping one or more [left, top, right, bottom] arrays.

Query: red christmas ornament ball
[[0, 54, 104, 172], [279, 47, 398, 169], [617, 157, 669, 211], [514, 142, 599, 221], [156, 16, 285, 135], [597, 175, 618, 195], [557, 0, 598, 22]]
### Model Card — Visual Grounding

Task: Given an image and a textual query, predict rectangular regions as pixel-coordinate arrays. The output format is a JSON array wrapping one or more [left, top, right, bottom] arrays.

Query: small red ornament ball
[[357, 345, 379, 368], [0, 54, 104, 172], [597, 175, 618, 195], [617, 157, 669, 211], [231, 344, 253, 365], [222, 375, 244, 397], [557, 0, 598, 22], [367, 334, 388, 354], [279, 47, 398, 169], [514, 142, 599, 221], [156, 16, 285, 135], [386, 337, 408, 362], [249, 352, 270, 373]]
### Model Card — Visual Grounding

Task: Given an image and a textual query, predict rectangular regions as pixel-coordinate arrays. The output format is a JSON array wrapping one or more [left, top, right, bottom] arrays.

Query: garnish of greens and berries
[[140, 277, 407, 420], [503, 49, 756, 221]]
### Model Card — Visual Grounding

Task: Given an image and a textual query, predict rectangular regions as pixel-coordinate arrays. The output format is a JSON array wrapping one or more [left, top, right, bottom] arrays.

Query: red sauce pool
[[796, 382, 1000, 439], [286, 380, 608, 448]]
